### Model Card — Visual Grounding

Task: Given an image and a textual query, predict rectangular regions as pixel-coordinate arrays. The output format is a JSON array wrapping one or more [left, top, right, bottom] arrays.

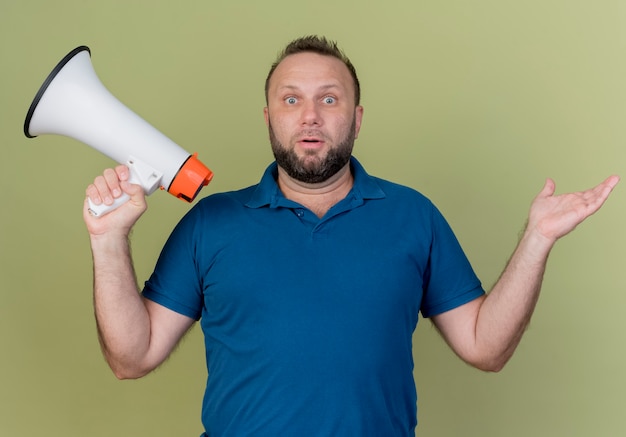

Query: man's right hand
[[83, 164, 148, 237]]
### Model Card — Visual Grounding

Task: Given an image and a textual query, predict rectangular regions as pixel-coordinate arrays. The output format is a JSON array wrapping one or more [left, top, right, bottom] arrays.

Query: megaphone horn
[[24, 45, 213, 217]]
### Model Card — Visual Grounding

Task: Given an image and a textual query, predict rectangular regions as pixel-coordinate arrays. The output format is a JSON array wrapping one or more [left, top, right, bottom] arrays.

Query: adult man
[[84, 36, 619, 436]]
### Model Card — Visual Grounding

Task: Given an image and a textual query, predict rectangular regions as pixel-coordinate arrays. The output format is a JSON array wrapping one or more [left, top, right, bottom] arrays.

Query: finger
[[103, 168, 123, 198], [85, 183, 103, 205], [581, 175, 619, 201], [90, 169, 120, 205], [601, 174, 620, 192], [114, 164, 130, 182], [583, 175, 620, 210], [537, 178, 556, 199]]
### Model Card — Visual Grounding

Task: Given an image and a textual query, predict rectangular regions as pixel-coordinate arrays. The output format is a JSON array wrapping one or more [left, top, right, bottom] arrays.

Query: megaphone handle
[[87, 170, 142, 218], [87, 192, 131, 217]]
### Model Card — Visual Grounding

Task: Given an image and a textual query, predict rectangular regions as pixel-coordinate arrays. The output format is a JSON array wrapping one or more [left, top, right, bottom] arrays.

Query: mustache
[[293, 130, 328, 141]]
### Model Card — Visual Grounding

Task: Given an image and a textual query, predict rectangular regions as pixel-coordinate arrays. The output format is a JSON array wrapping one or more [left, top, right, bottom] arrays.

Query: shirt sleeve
[[419, 204, 485, 318], [142, 206, 204, 321]]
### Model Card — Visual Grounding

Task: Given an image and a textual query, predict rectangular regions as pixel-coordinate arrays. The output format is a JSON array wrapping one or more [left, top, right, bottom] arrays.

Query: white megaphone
[[24, 46, 213, 217]]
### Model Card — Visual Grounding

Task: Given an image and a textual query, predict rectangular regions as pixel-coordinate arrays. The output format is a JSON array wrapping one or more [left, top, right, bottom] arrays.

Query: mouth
[[299, 131, 326, 141], [296, 136, 325, 149]]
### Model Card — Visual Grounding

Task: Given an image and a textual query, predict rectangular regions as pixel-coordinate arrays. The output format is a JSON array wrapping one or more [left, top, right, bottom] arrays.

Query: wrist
[[89, 230, 132, 253], [518, 225, 556, 262]]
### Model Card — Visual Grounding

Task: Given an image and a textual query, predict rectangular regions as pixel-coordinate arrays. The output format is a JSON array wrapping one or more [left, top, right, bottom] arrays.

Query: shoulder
[[375, 176, 430, 199], [195, 184, 258, 211], [368, 175, 438, 216], [173, 185, 259, 231], [204, 185, 255, 203], [351, 158, 434, 208]]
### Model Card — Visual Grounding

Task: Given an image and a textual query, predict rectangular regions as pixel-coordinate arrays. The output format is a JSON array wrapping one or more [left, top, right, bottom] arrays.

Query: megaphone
[[24, 46, 213, 217]]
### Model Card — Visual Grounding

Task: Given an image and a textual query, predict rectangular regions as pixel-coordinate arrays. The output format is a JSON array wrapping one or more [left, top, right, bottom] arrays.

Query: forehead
[[268, 52, 354, 94]]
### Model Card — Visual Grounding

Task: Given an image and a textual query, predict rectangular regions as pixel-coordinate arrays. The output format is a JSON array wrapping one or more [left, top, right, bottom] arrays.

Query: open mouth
[[296, 132, 325, 147], [298, 138, 324, 150]]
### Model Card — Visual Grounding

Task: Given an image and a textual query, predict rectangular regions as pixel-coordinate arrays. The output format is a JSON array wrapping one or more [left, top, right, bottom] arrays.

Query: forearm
[[474, 228, 554, 369], [90, 233, 152, 379]]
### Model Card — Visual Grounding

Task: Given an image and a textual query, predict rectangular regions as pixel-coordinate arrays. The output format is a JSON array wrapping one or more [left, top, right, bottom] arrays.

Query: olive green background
[[2, 1, 625, 436]]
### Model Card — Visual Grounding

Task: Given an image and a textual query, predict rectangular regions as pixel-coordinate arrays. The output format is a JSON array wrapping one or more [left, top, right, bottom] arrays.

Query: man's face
[[264, 52, 364, 184]]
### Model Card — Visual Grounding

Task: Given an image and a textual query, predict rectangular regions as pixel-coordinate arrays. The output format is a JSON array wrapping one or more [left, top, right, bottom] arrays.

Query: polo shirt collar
[[245, 156, 386, 209]]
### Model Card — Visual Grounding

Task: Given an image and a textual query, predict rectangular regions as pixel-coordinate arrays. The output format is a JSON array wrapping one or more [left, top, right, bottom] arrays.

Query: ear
[[354, 106, 364, 139], [263, 107, 270, 127]]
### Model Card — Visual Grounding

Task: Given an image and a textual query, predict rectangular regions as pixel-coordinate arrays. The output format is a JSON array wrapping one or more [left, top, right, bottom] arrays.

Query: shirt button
[[295, 209, 305, 217]]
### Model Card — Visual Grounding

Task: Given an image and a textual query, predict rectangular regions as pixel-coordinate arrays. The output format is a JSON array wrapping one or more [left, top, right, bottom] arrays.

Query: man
[[83, 36, 619, 436]]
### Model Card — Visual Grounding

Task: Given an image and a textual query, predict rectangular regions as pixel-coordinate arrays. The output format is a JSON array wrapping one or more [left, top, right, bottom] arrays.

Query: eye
[[323, 96, 336, 104], [285, 97, 298, 105]]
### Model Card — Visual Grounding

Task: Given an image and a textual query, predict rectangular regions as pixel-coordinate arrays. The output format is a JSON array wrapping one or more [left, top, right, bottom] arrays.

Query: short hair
[[264, 35, 361, 106]]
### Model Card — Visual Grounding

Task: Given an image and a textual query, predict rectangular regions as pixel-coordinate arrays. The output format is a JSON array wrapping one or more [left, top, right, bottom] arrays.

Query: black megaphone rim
[[24, 45, 91, 138]]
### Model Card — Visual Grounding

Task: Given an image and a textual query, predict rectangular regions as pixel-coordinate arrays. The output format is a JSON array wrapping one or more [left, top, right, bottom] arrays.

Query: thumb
[[121, 179, 144, 195], [120, 180, 147, 207], [538, 178, 556, 199]]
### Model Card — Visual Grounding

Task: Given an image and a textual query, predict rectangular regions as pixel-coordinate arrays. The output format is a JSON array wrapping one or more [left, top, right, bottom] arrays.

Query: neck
[[277, 162, 354, 218]]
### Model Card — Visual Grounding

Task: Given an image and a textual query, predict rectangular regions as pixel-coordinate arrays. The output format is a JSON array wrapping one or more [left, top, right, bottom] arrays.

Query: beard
[[268, 116, 357, 184]]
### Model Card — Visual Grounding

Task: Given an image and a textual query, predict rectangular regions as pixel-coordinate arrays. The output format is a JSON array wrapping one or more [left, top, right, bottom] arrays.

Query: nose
[[300, 100, 322, 126]]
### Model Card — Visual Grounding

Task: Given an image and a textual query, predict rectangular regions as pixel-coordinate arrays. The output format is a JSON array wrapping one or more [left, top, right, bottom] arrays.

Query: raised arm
[[432, 175, 620, 372], [84, 165, 194, 379]]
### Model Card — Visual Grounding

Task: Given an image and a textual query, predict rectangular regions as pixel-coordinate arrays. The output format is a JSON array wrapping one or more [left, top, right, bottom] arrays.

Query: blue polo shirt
[[143, 157, 484, 436]]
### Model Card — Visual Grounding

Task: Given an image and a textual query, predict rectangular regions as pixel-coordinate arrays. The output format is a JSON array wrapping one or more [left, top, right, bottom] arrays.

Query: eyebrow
[[276, 83, 343, 94]]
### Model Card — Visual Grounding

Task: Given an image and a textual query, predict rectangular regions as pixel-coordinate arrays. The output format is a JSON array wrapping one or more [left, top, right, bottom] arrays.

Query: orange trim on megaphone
[[167, 153, 213, 202]]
